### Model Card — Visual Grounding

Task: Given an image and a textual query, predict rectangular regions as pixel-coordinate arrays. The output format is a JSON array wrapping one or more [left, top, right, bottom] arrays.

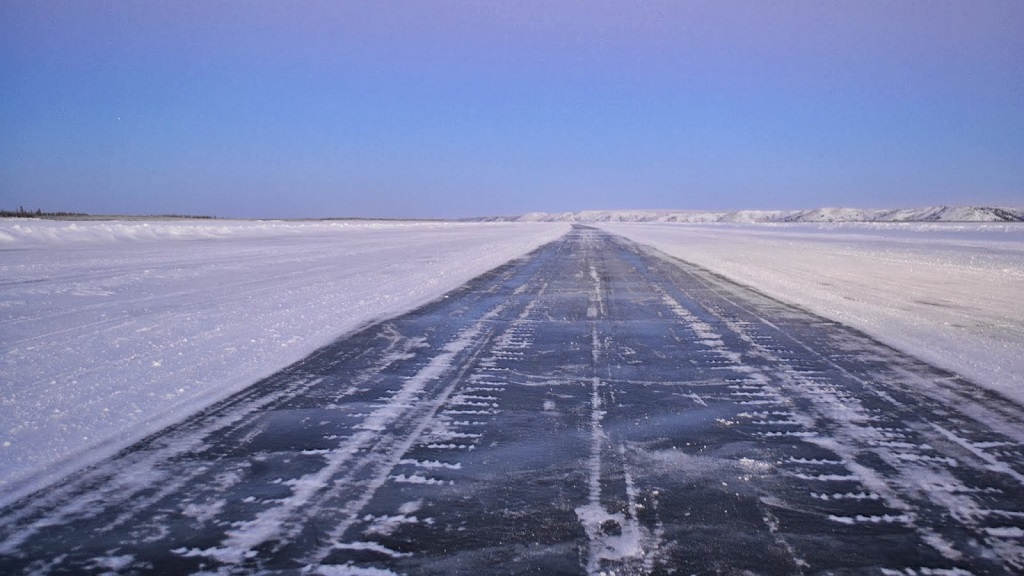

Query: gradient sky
[[2, 1, 1023, 218]]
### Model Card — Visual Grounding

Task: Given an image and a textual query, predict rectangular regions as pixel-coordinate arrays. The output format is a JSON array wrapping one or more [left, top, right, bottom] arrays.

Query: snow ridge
[[491, 205, 1024, 223]]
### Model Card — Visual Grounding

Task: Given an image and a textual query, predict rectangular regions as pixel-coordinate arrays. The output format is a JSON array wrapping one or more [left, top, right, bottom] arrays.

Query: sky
[[2, 1, 1023, 219]]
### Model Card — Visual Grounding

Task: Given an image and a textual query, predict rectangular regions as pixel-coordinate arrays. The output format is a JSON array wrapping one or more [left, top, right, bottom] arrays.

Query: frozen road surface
[[2, 226, 1023, 574]]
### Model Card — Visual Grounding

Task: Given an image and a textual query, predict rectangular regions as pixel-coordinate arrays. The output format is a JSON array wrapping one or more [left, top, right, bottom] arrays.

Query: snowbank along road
[[2, 226, 1023, 574]]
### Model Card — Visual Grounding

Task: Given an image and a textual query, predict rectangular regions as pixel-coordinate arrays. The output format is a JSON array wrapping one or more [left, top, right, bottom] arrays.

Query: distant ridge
[[481, 205, 1024, 223]]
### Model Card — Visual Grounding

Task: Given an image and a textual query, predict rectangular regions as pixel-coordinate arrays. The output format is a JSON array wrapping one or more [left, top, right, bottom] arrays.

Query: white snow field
[[516, 205, 1024, 223], [0, 219, 570, 505], [600, 221, 1024, 407]]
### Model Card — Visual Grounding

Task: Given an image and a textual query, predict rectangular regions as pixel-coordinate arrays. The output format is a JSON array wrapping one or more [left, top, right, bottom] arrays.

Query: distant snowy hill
[[485, 206, 1024, 223]]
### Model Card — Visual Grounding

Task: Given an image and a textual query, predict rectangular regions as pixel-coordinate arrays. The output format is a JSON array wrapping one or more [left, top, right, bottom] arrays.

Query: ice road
[[1, 226, 1023, 574]]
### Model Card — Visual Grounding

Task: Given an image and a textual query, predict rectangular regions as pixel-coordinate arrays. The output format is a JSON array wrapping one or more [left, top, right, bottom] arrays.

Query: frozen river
[[2, 226, 1022, 574]]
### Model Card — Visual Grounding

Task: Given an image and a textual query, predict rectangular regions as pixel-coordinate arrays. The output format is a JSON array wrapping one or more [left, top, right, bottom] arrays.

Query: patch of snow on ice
[[362, 509, 421, 537], [310, 561, 404, 575], [389, 474, 448, 485], [181, 499, 226, 523], [89, 553, 135, 572], [398, 459, 461, 470]]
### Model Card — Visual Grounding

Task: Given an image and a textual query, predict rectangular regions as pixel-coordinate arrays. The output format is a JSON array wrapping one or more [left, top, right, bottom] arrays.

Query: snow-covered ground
[[600, 221, 1024, 407], [512, 205, 1024, 223], [0, 219, 569, 505]]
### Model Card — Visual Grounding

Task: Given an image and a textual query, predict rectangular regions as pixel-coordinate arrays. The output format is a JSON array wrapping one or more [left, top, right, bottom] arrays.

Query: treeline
[[1, 207, 216, 219], [1, 207, 87, 218]]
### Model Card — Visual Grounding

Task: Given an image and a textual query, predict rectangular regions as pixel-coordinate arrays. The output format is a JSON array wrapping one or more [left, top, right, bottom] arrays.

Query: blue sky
[[2, 1, 1023, 218]]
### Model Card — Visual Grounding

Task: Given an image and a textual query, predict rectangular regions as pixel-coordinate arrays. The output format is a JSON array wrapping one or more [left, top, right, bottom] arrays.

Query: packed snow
[[0, 219, 569, 505], [599, 221, 1024, 406]]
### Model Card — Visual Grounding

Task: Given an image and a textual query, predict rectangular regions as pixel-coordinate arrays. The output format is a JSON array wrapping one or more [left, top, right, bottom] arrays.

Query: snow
[[598, 221, 1024, 406], [0, 218, 569, 506], [503, 205, 1024, 223]]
